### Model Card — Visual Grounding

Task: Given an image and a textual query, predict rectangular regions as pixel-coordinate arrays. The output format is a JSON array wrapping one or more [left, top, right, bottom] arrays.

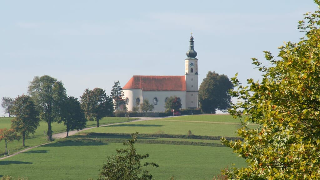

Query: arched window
[[126, 98, 129, 105], [136, 98, 140, 105], [191, 68, 193, 73], [153, 97, 158, 105]]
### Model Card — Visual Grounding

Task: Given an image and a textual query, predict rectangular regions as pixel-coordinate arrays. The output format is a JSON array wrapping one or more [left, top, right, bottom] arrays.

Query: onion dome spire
[[186, 33, 197, 58]]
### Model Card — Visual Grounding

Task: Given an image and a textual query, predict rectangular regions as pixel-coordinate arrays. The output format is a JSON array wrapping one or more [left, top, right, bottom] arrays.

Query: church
[[123, 35, 199, 112]]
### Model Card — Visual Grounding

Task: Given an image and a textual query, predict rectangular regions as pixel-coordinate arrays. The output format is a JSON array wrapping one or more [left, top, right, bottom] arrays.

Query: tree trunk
[[22, 131, 26, 147], [47, 118, 53, 141], [97, 119, 99, 127], [5, 139, 8, 154], [66, 125, 69, 137]]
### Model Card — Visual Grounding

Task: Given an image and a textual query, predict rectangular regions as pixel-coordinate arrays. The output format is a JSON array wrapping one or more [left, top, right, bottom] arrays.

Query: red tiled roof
[[123, 75, 186, 91]]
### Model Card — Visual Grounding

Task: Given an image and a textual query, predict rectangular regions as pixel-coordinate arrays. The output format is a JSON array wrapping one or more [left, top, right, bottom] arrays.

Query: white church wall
[[186, 91, 198, 108], [123, 89, 142, 111], [142, 91, 186, 112]]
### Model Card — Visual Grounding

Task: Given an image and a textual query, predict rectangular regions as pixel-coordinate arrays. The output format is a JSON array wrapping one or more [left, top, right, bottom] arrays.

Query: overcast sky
[[0, 0, 318, 116]]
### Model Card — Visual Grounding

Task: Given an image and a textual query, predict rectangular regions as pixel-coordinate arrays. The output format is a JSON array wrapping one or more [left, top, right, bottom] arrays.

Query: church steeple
[[186, 35, 197, 58], [184, 34, 198, 109]]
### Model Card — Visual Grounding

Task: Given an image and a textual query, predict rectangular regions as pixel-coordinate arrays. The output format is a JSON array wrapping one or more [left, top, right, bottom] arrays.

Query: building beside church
[[123, 35, 199, 112]]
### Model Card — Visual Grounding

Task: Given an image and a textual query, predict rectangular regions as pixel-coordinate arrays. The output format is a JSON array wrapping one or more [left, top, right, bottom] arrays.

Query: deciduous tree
[[28, 75, 67, 141], [11, 95, 40, 147], [222, 3, 320, 179], [80, 88, 113, 127], [198, 71, 233, 114], [98, 132, 159, 180], [0, 128, 19, 155], [140, 99, 154, 113], [60, 96, 86, 137], [1, 97, 14, 117], [165, 96, 182, 112]]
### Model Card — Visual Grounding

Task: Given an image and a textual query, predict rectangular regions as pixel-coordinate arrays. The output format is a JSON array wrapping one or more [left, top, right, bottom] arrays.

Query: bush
[[180, 109, 202, 115], [114, 111, 127, 117], [98, 132, 158, 180]]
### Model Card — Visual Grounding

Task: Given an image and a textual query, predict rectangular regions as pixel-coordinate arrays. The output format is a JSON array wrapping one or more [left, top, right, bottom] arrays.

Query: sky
[[0, 0, 318, 116]]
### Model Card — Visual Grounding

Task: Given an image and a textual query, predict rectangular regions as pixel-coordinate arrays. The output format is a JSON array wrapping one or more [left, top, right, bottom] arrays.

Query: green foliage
[[28, 75, 67, 141], [164, 96, 182, 112], [222, 4, 320, 179], [1, 97, 14, 117], [110, 81, 126, 111], [11, 95, 40, 147], [98, 132, 159, 180], [140, 99, 154, 112], [132, 106, 139, 112], [80, 88, 113, 127], [60, 96, 86, 137], [0, 128, 20, 155], [198, 71, 233, 114], [180, 109, 202, 115]]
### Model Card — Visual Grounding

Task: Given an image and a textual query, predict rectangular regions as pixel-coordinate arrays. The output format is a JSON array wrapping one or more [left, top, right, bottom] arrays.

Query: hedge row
[[86, 132, 242, 141], [70, 136, 226, 147]]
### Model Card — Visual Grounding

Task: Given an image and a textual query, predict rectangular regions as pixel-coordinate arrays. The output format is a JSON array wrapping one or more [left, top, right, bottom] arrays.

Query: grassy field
[[0, 115, 248, 179], [0, 117, 137, 156]]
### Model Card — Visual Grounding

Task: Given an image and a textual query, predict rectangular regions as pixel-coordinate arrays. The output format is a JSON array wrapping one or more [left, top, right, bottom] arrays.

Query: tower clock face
[[190, 62, 194, 66]]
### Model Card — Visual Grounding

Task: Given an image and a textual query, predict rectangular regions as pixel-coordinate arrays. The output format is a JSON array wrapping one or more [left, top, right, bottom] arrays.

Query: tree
[[28, 75, 67, 141], [11, 95, 40, 147], [198, 71, 233, 114], [80, 88, 113, 127], [140, 99, 154, 113], [98, 132, 159, 180], [0, 128, 20, 155], [1, 97, 14, 117], [60, 96, 86, 137], [165, 96, 182, 112], [222, 3, 320, 179], [110, 81, 125, 111]]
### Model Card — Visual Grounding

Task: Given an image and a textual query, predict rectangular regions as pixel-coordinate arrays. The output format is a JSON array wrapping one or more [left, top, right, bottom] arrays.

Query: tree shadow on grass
[[23, 150, 48, 154], [43, 139, 106, 147], [107, 124, 162, 127], [0, 161, 32, 165]]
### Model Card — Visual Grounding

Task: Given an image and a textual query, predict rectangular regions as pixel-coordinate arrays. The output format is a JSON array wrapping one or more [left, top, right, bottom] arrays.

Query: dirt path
[[0, 117, 162, 161]]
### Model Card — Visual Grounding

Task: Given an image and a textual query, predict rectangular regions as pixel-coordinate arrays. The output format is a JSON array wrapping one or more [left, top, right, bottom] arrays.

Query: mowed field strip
[[0, 115, 249, 179]]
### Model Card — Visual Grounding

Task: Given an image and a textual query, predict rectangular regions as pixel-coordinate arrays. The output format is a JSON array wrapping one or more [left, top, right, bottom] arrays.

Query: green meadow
[[0, 117, 136, 156], [0, 115, 249, 179]]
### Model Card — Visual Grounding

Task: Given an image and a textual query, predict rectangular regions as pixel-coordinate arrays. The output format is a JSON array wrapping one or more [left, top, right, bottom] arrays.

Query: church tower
[[185, 35, 199, 109]]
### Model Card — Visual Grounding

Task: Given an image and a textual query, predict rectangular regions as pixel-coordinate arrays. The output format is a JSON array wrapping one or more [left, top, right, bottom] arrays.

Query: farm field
[[0, 115, 249, 179]]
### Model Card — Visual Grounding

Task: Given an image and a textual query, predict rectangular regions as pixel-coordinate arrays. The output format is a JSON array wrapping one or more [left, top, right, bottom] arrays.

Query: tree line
[[0, 75, 115, 152]]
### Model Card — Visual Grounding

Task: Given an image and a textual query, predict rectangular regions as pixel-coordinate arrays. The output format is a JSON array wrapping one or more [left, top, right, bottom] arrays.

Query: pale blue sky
[[0, 0, 318, 115]]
